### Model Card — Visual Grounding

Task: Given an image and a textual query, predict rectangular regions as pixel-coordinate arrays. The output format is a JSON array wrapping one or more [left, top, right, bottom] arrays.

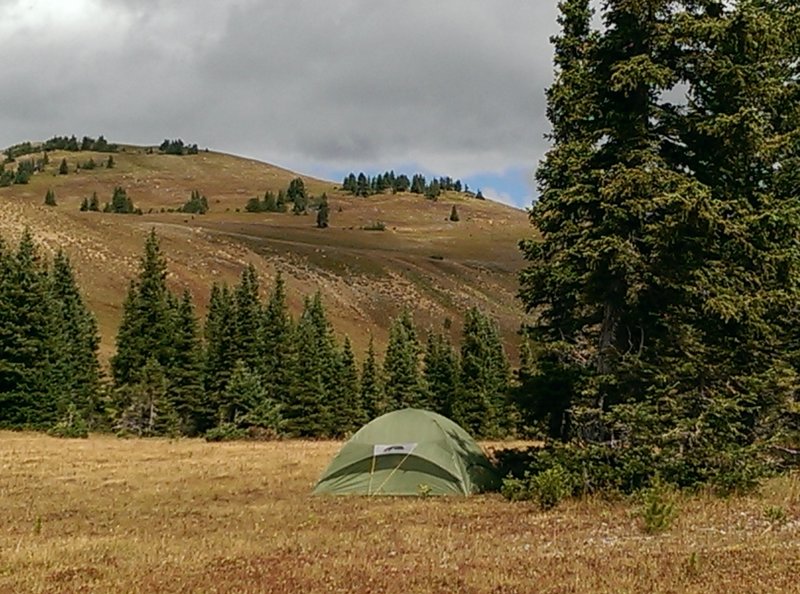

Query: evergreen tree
[[260, 272, 293, 404], [167, 289, 207, 434], [44, 189, 56, 206], [48, 250, 102, 425], [452, 308, 511, 438], [89, 192, 100, 212], [285, 293, 337, 437], [204, 282, 237, 410], [423, 332, 459, 417], [383, 311, 425, 410], [284, 292, 337, 436], [393, 174, 410, 193], [232, 264, 262, 370], [425, 179, 441, 200], [263, 191, 278, 212], [356, 173, 370, 197], [276, 189, 287, 212], [218, 361, 264, 425], [106, 155, 114, 169], [410, 174, 426, 194], [114, 358, 179, 437], [111, 230, 176, 387], [0, 230, 59, 427], [329, 336, 365, 435], [518, 0, 800, 480], [287, 177, 306, 203], [79, 197, 89, 211], [361, 335, 385, 419], [316, 193, 329, 228], [58, 158, 68, 175], [449, 205, 459, 222]]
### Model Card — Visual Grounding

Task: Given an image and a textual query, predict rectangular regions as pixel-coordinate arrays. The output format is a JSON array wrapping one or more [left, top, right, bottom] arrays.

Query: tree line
[[340, 171, 470, 201], [3, 135, 117, 163], [0, 230, 517, 440], [159, 139, 200, 156]]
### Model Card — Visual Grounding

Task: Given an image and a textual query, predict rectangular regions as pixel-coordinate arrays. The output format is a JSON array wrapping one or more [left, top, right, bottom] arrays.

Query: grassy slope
[[0, 433, 798, 594], [0, 146, 531, 361]]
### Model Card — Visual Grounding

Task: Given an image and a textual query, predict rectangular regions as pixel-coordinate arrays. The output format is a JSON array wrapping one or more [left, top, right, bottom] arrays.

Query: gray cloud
[[0, 0, 561, 190]]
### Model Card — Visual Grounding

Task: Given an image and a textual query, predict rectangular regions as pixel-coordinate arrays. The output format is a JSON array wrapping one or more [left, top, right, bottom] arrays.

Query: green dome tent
[[313, 408, 499, 496]]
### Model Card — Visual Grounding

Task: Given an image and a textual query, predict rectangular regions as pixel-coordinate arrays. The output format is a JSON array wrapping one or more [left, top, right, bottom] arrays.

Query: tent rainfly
[[313, 408, 499, 496]]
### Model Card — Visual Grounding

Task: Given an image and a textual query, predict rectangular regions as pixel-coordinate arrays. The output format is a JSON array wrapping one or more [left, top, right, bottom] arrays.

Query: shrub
[[204, 422, 247, 442], [362, 221, 386, 231], [48, 404, 89, 439], [637, 476, 677, 534], [501, 465, 574, 510]]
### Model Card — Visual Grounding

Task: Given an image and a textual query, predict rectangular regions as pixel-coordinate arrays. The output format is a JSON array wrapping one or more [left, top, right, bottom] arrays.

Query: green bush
[[501, 465, 574, 510], [48, 404, 89, 439], [638, 476, 677, 534], [204, 422, 247, 442]]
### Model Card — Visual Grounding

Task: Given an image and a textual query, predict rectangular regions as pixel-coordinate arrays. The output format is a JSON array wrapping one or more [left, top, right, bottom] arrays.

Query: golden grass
[[1, 433, 798, 593]]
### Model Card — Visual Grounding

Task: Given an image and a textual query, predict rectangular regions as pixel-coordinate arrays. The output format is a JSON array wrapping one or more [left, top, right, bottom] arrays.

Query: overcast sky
[[0, 0, 563, 207]]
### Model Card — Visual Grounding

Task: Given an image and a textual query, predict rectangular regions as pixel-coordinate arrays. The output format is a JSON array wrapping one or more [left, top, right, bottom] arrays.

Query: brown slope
[[0, 145, 532, 361]]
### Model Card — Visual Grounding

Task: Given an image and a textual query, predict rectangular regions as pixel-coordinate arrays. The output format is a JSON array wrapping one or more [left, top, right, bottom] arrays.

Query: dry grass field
[[0, 146, 531, 361], [1, 432, 799, 594]]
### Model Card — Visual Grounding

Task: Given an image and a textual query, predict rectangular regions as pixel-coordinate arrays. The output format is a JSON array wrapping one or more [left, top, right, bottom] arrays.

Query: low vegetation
[[0, 433, 797, 594]]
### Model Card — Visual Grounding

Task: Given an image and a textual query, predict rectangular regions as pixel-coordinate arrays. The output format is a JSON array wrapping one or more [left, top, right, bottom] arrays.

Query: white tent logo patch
[[373, 443, 417, 456]]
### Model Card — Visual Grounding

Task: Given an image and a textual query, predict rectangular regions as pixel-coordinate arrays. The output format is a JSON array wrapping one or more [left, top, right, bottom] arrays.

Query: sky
[[0, 1, 564, 208]]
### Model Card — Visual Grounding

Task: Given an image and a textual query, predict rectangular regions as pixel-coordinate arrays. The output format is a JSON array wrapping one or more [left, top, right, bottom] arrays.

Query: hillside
[[0, 142, 532, 361]]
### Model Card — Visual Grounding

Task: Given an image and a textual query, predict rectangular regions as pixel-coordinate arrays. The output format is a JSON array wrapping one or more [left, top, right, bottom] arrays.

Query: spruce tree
[[329, 336, 366, 435], [423, 331, 459, 418], [452, 308, 511, 438], [114, 358, 179, 437], [284, 293, 337, 436], [232, 264, 262, 371], [0, 230, 58, 427], [316, 193, 330, 228], [111, 230, 176, 387], [449, 205, 459, 222], [361, 335, 385, 420], [204, 282, 237, 414], [58, 158, 68, 175], [48, 250, 102, 425], [44, 189, 56, 206], [383, 311, 425, 410], [518, 0, 800, 483], [167, 289, 207, 434], [260, 272, 293, 404]]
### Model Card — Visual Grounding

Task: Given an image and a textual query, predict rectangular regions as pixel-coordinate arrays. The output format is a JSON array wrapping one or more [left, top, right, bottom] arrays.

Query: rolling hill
[[0, 142, 532, 362]]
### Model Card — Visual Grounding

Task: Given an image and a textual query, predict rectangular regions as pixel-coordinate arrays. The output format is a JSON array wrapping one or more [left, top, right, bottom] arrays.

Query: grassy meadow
[[1, 432, 799, 593]]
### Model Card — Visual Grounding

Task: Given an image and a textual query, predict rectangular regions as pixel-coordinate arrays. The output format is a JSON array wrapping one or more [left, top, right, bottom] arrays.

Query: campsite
[[2, 1, 800, 591], [2, 430, 799, 594]]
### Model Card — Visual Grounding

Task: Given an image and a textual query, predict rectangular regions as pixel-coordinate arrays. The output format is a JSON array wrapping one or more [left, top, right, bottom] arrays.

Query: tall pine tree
[[519, 0, 800, 482], [383, 311, 425, 410]]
